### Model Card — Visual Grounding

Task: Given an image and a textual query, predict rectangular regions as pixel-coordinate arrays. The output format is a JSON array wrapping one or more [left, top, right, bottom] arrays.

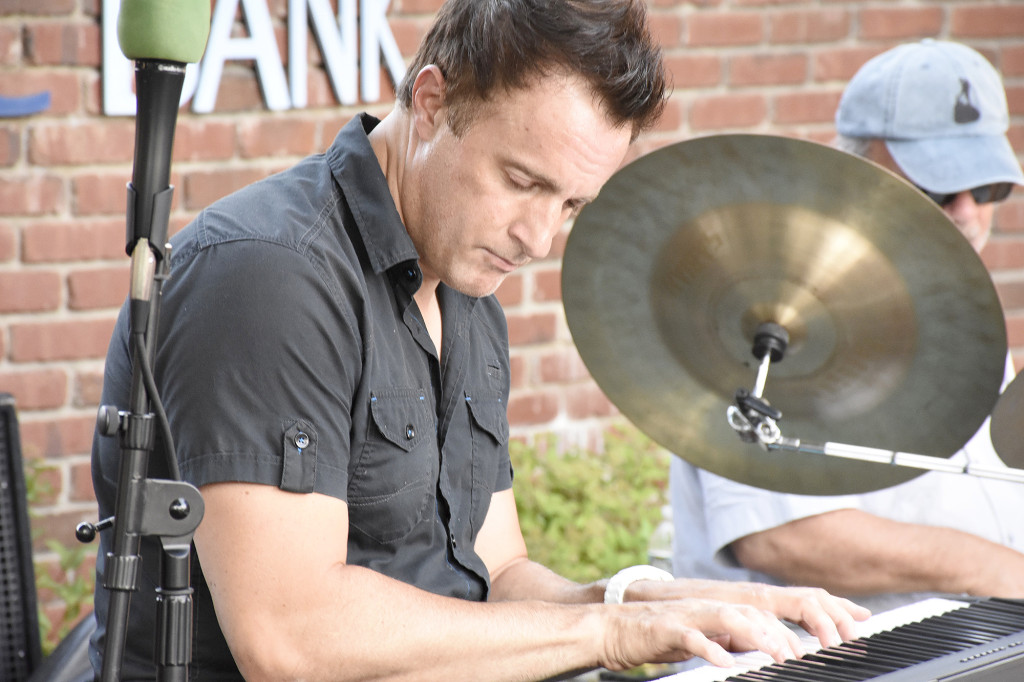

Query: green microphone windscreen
[[118, 0, 211, 63]]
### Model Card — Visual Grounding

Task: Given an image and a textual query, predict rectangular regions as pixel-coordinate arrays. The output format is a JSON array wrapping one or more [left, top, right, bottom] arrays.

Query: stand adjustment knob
[[97, 405, 122, 437], [76, 516, 114, 543]]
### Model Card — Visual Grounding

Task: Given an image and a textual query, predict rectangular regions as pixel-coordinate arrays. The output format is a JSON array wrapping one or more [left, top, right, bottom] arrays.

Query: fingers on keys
[[797, 591, 871, 648]]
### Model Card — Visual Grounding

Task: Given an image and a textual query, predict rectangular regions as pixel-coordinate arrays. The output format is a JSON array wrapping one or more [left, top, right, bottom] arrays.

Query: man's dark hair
[[396, 0, 667, 140]]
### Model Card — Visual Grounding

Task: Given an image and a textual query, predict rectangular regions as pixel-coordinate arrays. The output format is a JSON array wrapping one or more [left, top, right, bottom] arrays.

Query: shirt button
[[406, 268, 416, 281], [405, 424, 415, 439], [294, 432, 310, 449]]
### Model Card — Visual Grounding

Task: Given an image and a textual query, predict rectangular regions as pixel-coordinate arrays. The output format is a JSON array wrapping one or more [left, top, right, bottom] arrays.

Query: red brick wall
[[2, 0, 1023, 629]]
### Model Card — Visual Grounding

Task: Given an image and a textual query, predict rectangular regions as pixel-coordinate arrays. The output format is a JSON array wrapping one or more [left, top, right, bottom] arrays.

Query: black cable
[[132, 330, 180, 482]]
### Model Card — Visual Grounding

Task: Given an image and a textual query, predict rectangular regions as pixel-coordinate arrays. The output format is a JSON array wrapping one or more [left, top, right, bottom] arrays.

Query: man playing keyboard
[[88, 1, 870, 680]]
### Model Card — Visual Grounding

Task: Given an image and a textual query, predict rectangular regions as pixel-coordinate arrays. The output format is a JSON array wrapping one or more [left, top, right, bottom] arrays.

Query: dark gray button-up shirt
[[91, 114, 513, 679]]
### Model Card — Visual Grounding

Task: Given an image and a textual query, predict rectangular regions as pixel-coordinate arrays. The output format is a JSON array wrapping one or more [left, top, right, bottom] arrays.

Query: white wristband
[[603, 565, 674, 604]]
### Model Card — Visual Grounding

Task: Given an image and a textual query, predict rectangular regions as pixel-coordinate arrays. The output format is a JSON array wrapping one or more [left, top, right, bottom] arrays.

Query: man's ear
[[410, 65, 446, 140]]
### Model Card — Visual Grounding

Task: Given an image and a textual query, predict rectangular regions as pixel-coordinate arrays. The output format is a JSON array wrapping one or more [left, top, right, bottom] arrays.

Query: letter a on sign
[[193, 0, 291, 112]]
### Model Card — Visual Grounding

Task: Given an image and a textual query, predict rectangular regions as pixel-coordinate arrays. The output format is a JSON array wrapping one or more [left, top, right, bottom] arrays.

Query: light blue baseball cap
[[836, 39, 1024, 194]]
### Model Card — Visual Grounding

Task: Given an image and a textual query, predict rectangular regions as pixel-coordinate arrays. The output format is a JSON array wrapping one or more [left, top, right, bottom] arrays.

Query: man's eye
[[508, 174, 533, 190]]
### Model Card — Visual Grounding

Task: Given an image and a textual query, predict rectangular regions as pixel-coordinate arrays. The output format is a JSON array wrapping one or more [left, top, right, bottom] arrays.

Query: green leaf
[[511, 422, 669, 583]]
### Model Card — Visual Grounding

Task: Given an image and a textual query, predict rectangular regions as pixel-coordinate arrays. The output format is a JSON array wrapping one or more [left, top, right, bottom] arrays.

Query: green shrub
[[35, 539, 94, 653], [511, 422, 670, 584], [24, 459, 95, 655]]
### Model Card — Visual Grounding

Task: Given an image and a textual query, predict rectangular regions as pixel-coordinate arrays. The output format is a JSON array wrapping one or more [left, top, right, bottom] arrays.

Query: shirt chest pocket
[[348, 389, 437, 544], [465, 390, 509, 536]]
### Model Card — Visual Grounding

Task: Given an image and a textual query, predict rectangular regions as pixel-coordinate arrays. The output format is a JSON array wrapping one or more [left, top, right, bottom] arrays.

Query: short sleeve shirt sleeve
[[157, 233, 361, 498]]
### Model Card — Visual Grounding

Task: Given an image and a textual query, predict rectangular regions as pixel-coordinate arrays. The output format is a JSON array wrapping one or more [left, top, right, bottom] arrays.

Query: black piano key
[[962, 598, 1024, 615], [942, 601, 1024, 626], [878, 622, 971, 648], [932, 612, 1017, 638], [802, 649, 899, 675], [867, 629, 962, 654], [980, 598, 1024, 616], [727, 669, 778, 681], [828, 641, 923, 668], [743, 666, 803, 681], [824, 649, 912, 676], [745, 662, 830, 681], [832, 639, 918, 661], [847, 642, 945, 670], [902, 618, 999, 646], [924, 610, 1012, 632], [781, 657, 867, 680], [967, 607, 1024, 630], [751, 662, 831, 681], [836, 641, 933, 667], [806, 656, 883, 681], [943, 608, 1024, 633], [941, 607, 1020, 626], [831, 637, 911, 662], [902, 619, 991, 642], [787, 658, 873, 681], [841, 633, 919, 654]]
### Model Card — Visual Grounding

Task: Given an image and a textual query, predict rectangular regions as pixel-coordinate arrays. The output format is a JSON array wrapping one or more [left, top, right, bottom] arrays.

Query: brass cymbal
[[563, 134, 1007, 495], [991, 369, 1024, 469]]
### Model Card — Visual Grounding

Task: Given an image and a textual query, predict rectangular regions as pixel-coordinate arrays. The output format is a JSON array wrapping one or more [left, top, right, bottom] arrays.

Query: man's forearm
[[731, 508, 1024, 598], [487, 556, 606, 604], [225, 561, 608, 682], [224, 560, 844, 680]]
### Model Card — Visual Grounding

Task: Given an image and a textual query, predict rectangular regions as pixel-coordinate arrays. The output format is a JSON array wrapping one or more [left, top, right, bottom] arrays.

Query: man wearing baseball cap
[[669, 39, 1024, 615], [835, 38, 1024, 251]]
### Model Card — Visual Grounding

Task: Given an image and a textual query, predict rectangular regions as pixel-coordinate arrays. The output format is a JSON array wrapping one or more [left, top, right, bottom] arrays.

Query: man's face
[[866, 140, 996, 254], [402, 71, 633, 298]]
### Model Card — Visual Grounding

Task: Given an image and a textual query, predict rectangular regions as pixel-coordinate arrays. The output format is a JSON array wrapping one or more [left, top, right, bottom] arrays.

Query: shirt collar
[[327, 114, 419, 275]]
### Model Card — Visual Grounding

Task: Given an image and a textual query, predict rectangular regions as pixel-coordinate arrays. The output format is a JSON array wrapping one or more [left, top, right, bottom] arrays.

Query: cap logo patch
[[954, 79, 981, 124]]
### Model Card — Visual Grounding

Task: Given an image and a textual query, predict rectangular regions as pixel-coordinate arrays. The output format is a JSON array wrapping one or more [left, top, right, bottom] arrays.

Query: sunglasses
[[916, 182, 1015, 207]]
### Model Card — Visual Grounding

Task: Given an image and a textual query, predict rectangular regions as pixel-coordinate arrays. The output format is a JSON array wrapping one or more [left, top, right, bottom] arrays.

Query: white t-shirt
[[670, 356, 1023, 613]]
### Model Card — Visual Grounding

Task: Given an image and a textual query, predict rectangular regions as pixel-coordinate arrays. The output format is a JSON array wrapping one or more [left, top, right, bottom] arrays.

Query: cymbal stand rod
[[766, 436, 1024, 484], [752, 353, 772, 399], [751, 321, 789, 399]]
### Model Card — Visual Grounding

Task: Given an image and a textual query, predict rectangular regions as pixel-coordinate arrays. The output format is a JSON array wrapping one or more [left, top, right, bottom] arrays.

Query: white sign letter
[[102, 0, 135, 115], [194, 0, 291, 113], [289, 0, 358, 107], [360, 0, 406, 103]]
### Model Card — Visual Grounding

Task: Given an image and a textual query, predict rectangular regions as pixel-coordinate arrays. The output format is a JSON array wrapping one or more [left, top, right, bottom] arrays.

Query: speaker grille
[[0, 394, 41, 680]]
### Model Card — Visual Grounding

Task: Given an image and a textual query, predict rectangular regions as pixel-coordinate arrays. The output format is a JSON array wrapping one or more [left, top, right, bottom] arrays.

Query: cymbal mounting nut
[[752, 322, 789, 362]]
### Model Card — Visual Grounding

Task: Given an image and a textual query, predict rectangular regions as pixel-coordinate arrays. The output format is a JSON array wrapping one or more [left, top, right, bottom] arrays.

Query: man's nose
[[943, 191, 991, 253], [944, 189, 986, 218], [511, 201, 564, 259]]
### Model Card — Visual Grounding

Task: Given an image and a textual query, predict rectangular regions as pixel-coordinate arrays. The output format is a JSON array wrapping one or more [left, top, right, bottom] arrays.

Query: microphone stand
[[77, 59, 204, 682], [727, 322, 1024, 484]]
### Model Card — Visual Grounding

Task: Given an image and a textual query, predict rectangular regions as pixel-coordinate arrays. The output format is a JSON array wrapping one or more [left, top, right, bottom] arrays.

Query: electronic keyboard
[[655, 597, 1024, 681]]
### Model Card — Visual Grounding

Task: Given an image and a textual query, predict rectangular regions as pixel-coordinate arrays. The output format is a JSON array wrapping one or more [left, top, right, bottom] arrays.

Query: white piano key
[[654, 597, 970, 681]]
